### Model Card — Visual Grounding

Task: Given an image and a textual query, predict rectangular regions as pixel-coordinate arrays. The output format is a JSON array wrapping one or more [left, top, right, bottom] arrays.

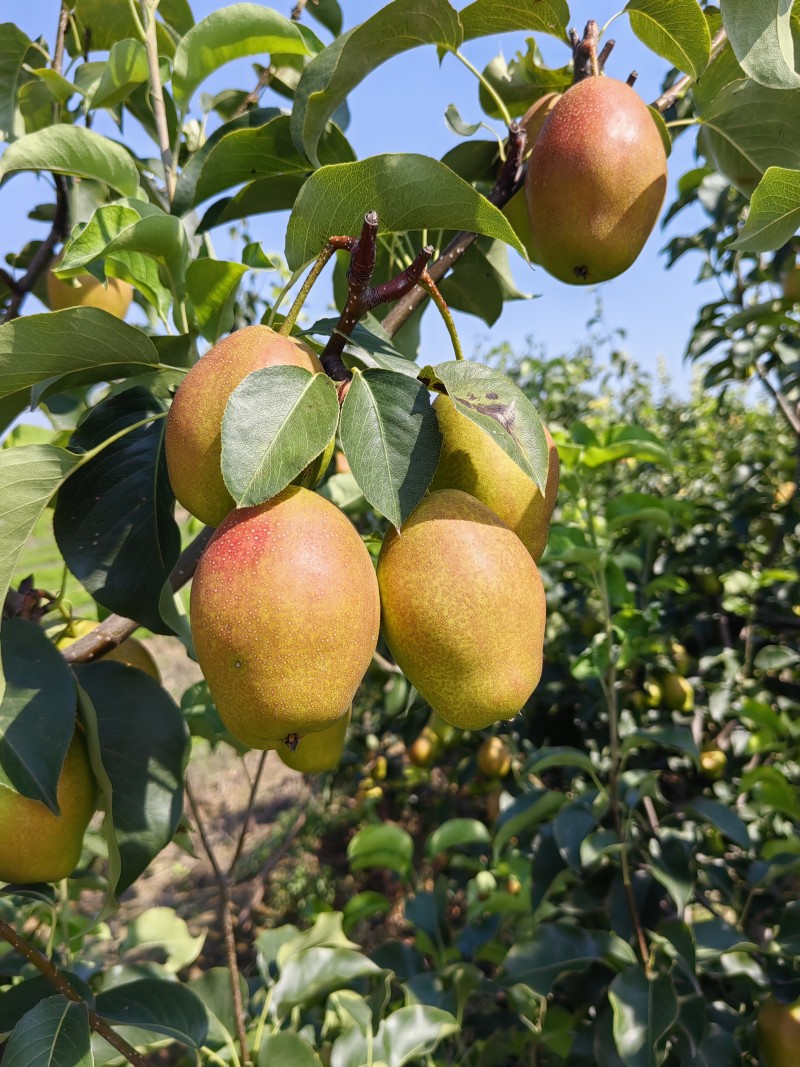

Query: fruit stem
[[278, 238, 353, 337], [0, 919, 152, 1066], [419, 272, 463, 360], [447, 48, 513, 131], [318, 212, 433, 387]]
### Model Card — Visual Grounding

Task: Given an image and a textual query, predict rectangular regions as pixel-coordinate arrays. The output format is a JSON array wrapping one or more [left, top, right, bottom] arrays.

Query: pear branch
[[652, 27, 727, 113], [141, 0, 176, 201], [0, 919, 152, 1066]]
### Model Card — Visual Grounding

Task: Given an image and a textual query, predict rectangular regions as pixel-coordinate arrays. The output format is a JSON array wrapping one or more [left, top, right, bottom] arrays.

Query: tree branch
[[61, 527, 214, 664], [755, 360, 800, 437], [0, 919, 152, 1066], [651, 28, 727, 114], [186, 781, 250, 1067], [142, 0, 176, 201]]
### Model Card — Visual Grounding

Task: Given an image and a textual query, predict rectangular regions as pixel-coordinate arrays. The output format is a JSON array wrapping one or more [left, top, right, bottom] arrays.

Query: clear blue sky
[[5, 1, 716, 392]]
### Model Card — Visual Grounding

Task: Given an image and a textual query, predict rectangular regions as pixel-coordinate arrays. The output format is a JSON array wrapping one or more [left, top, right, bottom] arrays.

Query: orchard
[[0, 0, 799, 1064]]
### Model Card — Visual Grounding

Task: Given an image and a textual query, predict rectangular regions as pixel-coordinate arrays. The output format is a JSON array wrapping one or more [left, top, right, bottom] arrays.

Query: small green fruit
[[378, 489, 546, 731], [0, 733, 96, 884], [699, 748, 727, 780], [660, 674, 694, 713]]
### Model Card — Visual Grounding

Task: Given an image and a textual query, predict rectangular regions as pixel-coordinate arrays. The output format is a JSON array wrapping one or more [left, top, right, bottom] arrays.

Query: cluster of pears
[[520, 73, 667, 284], [0, 619, 160, 886], [166, 325, 558, 764]]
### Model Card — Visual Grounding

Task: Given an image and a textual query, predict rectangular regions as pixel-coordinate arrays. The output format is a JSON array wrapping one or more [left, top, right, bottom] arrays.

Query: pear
[[56, 619, 160, 681], [429, 395, 559, 560], [47, 267, 133, 319], [758, 995, 800, 1067], [477, 737, 511, 777], [660, 674, 694, 712], [525, 76, 667, 284], [165, 325, 325, 527], [0, 733, 96, 884], [191, 486, 380, 748], [377, 489, 546, 731], [277, 709, 351, 773]]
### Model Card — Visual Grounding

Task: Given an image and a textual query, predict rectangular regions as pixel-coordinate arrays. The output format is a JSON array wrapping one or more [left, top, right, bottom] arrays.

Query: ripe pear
[[56, 619, 160, 681], [525, 76, 667, 284], [502, 93, 561, 261], [758, 995, 800, 1067], [377, 489, 546, 731], [47, 267, 133, 319], [408, 727, 441, 768], [429, 395, 559, 560], [660, 674, 694, 713], [699, 747, 727, 781], [191, 486, 379, 748], [165, 325, 325, 527], [0, 733, 96, 884], [477, 736, 512, 777], [277, 708, 351, 773]]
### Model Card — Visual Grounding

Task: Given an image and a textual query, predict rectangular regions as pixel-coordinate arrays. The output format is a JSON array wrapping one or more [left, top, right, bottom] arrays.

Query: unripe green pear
[[699, 747, 727, 781], [758, 995, 800, 1067], [277, 709, 351, 773], [191, 486, 379, 748], [377, 489, 546, 731], [165, 325, 325, 527], [0, 733, 96, 884], [429, 396, 559, 560], [525, 76, 667, 284], [660, 674, 694, 713]]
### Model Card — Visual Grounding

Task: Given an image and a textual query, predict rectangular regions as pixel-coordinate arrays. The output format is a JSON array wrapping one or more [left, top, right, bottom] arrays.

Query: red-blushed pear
[[377, 489, 546, 731], [0, 732, 96, 884], [277, 709, 352, 773], [429, 395, 559, 560], [190, 487, 380, 748], [165, 325, 325, 528], [47, 268, 133, 319], [758, 995, 800, 1067], [525, 76, 667, 284]]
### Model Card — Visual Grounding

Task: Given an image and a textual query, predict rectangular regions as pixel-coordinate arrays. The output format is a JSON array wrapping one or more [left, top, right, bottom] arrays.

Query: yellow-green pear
[[191, 487, 380, 748], [429, 395, 559, 560], [165, 325, 324, 527], [758, 995, 800, 1067], [660, 674, 694, 712], [0, 733, 96, 884], [377, 489, 546, 731], [56, 619, 160, 681], [47, 267, 133, 319], [278, 709, 351, 773]]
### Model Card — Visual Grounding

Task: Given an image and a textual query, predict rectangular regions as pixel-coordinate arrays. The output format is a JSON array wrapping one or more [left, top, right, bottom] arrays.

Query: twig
[[238, 807, 308, 926], [0, 919, 152, 1066], [232, 67, 272, 118], [318, 212, 432, 384], [651, 28, 727, 113], [754, 360, 800, 436], [61, 526, 214, 664], [291, 0, 311, 20], [186, 781, 250, 1067], [279, 235, 356, 337], [228, 751, 268, 878], [142, 0, 176, 201]]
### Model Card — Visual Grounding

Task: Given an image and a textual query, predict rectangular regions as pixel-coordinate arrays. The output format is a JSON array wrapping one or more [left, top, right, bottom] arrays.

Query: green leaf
[[347, 823, 414, 878], [625, 0, 710, 80], [622, 726, 698, 762], [53, 389, 179, 634], [581, 434, 673, 470], [688, 798, 750, 850], [291, 0, 462, 165], [339, 368, 441, 529], [183, 115, 310, 208], [427, 818, 490, 856], [186, 258, 249, 341], [0, 975, 91, 1035], [75, 664, 189, 894], [0, 445, 82, 698], [221, 366, 339, 507], [286, 154, 524, 269], [696, 79, 800, 196], [503, 924, 636, 995], [3, 997, 91, 1067], [0, 308, 159, 400], [189, 968, 249, 1044], [460, 0, 569, 41], [0, 126, 139, 196], [720, 0, 800, 89], [418, 360, 548, 490], [272, 946, 386, 1017], [258, 1033, 324, 1067], [343, 891, 391, 933], [330, 1004, 459, 1067], [609, 967, 679, 1067], [197, 174, 307, 231], [121, 907, 205, 973], [524, 747, 602, 786], [30, 69, 79, 106], [438, 238, 532, 326], [649, 833, 694, 911], [0, 22, 34, 141], [731, 166, 800, 251], [89, 38, 149, 109], [754, 643, 800, 670], [172, 2, 313, 107], [59, 204, 189, 298], [0, 620, 77, 811], [95, 979, 209, 1047]]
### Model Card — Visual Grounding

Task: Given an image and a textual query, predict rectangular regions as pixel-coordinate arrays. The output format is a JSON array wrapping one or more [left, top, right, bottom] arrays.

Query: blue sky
[[5, 1, 717, 392]]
